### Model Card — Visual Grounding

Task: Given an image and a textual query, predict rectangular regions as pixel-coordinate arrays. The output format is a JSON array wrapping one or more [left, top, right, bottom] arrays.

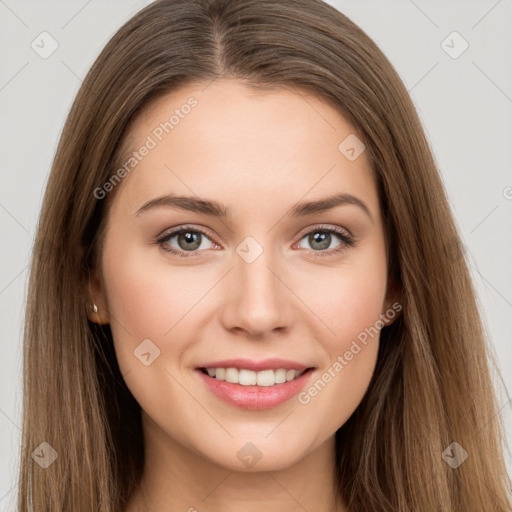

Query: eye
[[156, 226, 218, 258], [295, 225, 355, 258], [156, 224, 356, 259]]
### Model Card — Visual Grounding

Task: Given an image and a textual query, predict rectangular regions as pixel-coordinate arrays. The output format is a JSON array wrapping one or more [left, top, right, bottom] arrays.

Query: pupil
[[178, 231, 201, 251], [310, 232, 330, 250]]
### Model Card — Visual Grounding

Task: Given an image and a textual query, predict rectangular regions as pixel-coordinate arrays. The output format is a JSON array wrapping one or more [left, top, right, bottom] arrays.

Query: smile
[[200, 367, 307, 386], [195, 366, 315, 410]]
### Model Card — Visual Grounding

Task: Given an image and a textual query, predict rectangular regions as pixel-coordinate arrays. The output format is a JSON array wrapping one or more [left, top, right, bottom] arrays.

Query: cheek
[[100, 241, 208, 367], [295, 249, 387, 424], [304, 247, 388, 351], [328, 268, 386, 347]]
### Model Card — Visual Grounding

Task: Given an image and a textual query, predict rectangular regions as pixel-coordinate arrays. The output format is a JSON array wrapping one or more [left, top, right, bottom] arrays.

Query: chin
[[192, 429, 318, 473]]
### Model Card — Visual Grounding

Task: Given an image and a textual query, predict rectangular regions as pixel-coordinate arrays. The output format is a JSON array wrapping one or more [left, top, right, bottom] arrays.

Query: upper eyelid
[[295, 223, 353, 239], [158, 224, 218, 243]]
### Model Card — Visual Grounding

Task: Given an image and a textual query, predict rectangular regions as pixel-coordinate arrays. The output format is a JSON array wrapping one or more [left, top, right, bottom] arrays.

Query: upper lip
[[196, 358, 313, 372]]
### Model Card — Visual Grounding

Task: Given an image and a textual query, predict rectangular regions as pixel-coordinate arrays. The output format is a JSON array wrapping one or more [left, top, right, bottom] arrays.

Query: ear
[[381, 275, 402, 327], [86, 267, 110, 325]]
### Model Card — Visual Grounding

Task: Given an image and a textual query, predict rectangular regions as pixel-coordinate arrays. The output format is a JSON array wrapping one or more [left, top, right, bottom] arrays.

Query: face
[[89, 79, 396, 472]]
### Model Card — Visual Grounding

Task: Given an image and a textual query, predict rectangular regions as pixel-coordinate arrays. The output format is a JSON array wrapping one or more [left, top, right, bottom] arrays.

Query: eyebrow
[[135, 192, 372, 220]]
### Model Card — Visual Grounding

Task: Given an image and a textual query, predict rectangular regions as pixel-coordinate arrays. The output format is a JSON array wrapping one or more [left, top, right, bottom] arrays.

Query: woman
[[18, 0, 511, 510]]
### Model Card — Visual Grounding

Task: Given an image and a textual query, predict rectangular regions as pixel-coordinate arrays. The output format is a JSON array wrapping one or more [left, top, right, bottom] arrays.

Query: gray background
[[1, 0, 511, 509]]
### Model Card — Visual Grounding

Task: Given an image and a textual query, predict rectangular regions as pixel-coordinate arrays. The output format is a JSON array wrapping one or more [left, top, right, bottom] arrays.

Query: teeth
[[203, 367, 306, 386], [286, 369, 297, 382], [225, 367, 238, 383], [239, 369, 257, 386], [256, 370, 274, 387], [275, 369, 287, 384]]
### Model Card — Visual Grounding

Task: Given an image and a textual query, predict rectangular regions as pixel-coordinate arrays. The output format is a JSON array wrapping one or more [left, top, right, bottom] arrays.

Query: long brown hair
[[19, 0, 511, 510]]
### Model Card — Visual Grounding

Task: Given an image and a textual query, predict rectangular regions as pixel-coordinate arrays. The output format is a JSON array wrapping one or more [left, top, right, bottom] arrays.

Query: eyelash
[[155, 224, 356, 259]]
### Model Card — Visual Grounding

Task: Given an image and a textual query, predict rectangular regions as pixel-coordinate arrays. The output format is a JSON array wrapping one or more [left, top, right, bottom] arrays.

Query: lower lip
[[196, 368, 314, 410]]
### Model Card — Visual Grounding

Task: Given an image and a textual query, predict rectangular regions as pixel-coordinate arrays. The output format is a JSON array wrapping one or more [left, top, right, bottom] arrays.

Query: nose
[[220, 245, 293, 338]]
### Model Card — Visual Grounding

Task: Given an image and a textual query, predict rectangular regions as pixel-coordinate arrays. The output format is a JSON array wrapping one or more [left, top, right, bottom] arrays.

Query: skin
[[88, 79, 398, 512]]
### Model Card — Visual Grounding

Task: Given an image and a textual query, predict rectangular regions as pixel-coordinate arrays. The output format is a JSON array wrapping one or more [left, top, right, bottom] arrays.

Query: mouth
[[198, 366, 313, 386], [195, 364, 316, 410]]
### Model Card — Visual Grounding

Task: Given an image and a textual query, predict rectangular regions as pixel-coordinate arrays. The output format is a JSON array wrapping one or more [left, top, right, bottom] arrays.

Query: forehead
[[109, 79, 378, 220]]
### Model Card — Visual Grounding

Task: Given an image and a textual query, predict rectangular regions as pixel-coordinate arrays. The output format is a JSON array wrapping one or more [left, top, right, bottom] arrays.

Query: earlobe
[[86, 268, 110, 325], [87, 301, 110, 324]]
